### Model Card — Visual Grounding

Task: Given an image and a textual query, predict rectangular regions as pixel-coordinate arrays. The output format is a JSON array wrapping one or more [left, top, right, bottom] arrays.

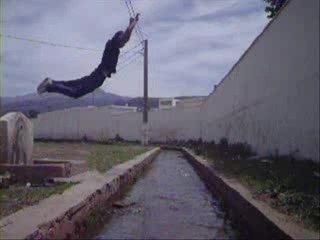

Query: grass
[[0, 182, 75, 218], [0, 142, 151, 218], [86, 143, 152, 172], [33, 141, 152, 173], [189, 139, 320, 232]]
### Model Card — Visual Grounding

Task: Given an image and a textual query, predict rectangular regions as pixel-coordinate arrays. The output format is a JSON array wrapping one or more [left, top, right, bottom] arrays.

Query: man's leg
[[46, 79, 85, 98], [40, 74, 103, 99]]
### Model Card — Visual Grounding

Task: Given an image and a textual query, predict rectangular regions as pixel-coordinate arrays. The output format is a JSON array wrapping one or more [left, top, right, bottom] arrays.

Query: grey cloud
[[1, 0, 268, 97], [189, 2, 264, 22]]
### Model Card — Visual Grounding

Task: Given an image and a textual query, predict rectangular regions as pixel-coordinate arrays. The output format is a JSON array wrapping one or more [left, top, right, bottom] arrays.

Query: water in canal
[[96, 151, 238, 239]]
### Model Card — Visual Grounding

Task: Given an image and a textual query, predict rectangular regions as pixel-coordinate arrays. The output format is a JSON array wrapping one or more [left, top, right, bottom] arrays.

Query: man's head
[[112, 31, 125, 48]]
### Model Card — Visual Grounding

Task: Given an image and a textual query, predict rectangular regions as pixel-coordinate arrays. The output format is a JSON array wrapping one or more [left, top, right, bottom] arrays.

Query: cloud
[[1, 0, 269, 97]]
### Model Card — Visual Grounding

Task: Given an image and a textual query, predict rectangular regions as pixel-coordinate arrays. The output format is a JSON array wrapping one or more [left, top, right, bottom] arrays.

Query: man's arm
[[118, 13, 140, 48]]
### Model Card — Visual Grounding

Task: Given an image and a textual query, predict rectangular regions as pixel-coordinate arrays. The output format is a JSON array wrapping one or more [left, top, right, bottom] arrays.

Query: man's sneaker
[[37, 77, 52, 95]]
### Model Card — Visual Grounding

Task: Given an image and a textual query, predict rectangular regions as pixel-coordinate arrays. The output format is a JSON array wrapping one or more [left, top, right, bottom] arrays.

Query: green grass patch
[[87, 143, 151, 173], [0, 182, 76, 219], [32, 141, 152, 173], [190, 140, 320, 232]]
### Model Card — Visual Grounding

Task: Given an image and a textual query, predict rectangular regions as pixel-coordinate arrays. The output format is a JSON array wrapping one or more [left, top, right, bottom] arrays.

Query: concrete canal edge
[[0, 147, 160, 240], [181, 148, 319, 240], [1, 146, 317, 240]]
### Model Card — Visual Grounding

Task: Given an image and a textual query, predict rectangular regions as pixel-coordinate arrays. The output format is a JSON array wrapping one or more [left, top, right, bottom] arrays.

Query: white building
[[158, 98, 180, 110], [107, 105, 138, 113], [176, 97, 205, 108], [86, 104, 137, 113]]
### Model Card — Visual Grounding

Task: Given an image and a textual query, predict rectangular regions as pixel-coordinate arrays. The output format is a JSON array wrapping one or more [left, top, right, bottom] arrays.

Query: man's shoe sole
[[37, 78, 51, 95]]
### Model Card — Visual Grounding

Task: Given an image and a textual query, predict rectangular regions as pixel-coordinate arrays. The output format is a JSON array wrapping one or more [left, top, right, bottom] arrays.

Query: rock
[[0, 175, 10, 188], [112, 201, 136, 208], [278, 193, 286, 202], [0, 112, 34, 165], [260, 158, 272, 163], [246, 155, 268, 161], [132, 208, 143, 214]]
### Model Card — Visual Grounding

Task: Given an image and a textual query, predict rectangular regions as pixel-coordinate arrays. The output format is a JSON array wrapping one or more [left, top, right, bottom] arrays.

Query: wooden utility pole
[[142, 39, 149, 145], [143, 40, 148, 123]]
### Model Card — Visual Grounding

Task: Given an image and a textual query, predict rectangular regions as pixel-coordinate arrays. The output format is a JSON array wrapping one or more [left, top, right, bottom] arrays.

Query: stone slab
[[0, 112, 33, 165], [0, 163, 68, 183], [33, 159, 88, 176]]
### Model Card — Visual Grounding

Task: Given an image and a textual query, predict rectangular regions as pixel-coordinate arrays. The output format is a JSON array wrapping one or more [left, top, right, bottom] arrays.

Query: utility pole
[[92, 91, 94, 106], [142, 39, 149, 145]]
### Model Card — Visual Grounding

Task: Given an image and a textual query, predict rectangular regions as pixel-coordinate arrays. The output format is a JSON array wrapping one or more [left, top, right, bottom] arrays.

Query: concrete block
[[0, 112, 34, 165], [0, 163, 68, 183], [33, 159, 88, 176]]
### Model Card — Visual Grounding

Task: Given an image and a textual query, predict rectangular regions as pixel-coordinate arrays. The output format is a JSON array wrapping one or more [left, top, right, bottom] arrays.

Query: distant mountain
[[0, 89, 131, 117], [0, 89, 160, 117], [1, 90, 204, 117]]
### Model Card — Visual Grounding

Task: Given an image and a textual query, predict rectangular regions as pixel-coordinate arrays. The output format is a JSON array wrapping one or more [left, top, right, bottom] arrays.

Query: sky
[[1, 0, 269, 98]]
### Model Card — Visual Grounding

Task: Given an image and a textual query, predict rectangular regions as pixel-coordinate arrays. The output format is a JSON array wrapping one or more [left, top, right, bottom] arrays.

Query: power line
[[130, 2, 145, 41], [125, 0, 142, 42], [118, 49, 139, 67], [124, 0, 134, 18], [118, 53, 142, 72], [119, 41, 143, 58], [128, 0, 143, 37], [124, 0, 144, 42], [118, 47, 143, 68], [0, 33, 101, 52], [1, 31, 142, 71], [1, 32, 144, 64], [127, 0, 145, 40], [1, 33, 143, 55]]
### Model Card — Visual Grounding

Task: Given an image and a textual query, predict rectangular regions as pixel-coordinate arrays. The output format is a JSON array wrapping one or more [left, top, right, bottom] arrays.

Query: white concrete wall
[[149, 106, 201, 142], [33, 105, 201, 142], [201, 0, 319, 160], [33, 0, 319, 161], [33, 107, 139, 141]]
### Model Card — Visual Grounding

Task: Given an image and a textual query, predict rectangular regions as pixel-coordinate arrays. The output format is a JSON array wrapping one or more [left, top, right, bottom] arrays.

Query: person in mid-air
[[37, 13, 140, 98]]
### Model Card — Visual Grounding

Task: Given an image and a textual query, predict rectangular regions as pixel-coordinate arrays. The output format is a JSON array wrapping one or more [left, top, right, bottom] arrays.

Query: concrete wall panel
[[201, 0, 319, 160]]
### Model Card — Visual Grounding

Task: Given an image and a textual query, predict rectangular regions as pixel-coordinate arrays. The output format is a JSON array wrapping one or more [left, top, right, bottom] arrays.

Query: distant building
[[158, 98, 181, 110], [108, 105, 138, 113], [136, 107, 158, 112], [87, 105, 138, 113], [176, 97, 206, 108]]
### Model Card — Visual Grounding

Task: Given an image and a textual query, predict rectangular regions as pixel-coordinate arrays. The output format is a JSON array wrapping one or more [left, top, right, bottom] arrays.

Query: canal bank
[[2, 147, 316, 239], [95, 150, 239, 239]]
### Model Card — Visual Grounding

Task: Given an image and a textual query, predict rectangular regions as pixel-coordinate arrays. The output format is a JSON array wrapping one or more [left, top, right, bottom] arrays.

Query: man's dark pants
[[47, 70, 106, 99]]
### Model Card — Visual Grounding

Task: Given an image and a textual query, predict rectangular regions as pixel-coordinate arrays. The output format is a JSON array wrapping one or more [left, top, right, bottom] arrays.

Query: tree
[[263, 0, 286, 19]]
